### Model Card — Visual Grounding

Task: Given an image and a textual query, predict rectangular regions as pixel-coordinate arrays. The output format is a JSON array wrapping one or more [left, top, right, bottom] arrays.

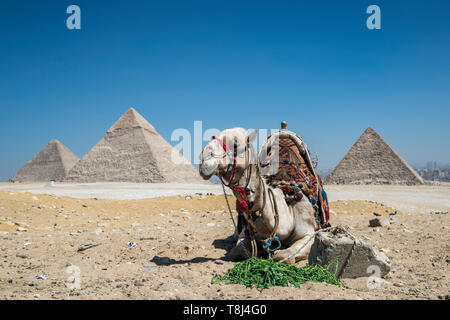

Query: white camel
[[199, 127, 324, 264]]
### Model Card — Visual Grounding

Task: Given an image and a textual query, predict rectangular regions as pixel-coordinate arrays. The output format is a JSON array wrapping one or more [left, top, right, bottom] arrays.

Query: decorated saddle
[[258, 122, 330, 228]]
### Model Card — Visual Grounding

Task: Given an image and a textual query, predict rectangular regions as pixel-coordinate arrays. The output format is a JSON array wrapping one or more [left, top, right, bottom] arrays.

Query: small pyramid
[[65, 108, 205, 183], [9, 140, 80, 182], [326, 128, 424, 185]]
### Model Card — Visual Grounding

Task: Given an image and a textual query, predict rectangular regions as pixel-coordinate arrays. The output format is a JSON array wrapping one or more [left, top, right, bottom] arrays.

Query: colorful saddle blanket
[[263, 137, 330, 227]]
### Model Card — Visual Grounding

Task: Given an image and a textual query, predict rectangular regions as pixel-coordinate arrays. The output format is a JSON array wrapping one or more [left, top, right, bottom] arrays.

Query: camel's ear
[[247, 130, 257, 144]]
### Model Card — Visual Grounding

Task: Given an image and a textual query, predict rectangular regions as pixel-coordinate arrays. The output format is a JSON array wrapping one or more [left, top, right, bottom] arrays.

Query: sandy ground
[[0, 184, 448, 300]]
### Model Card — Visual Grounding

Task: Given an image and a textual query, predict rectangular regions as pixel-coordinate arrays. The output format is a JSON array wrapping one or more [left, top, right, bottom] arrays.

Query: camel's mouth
[[199, 160, 217, 180], [199, 169, 214, 180]]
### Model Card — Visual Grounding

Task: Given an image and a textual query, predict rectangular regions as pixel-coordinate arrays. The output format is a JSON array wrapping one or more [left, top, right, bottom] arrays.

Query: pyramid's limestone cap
[[360, 127, 380, 139], [107, 108, 157, 134], [47, 139, 65, 147]]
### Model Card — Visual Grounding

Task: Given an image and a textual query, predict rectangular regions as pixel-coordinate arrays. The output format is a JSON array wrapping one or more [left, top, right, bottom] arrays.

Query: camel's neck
[[220, 148, 276, 238], [222, 146, 263, 212], [235, 163, 263, 211], [224, 160, 276, 239]]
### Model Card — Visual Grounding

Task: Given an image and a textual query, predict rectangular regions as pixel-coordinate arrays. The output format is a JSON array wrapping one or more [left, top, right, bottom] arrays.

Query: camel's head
[[199, 128, 257, 180]]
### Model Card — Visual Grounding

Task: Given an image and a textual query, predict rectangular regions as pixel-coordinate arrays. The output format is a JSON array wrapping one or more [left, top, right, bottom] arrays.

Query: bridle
[[212, 135, 254, 211], [211, 135, 280, 258]]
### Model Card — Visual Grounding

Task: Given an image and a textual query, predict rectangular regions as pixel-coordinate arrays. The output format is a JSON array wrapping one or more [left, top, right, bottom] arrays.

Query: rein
[[213, 135, 280, 258], [213, 136, 252, 211]]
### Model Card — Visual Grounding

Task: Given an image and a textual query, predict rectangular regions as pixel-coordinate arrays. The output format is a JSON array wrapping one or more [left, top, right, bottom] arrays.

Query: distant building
[[417, 168, 450, 182], [426, 161, 438, 170]]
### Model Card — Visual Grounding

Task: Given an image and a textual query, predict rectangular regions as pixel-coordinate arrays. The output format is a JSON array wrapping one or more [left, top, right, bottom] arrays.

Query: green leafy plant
[[212, 257, 345, 289]]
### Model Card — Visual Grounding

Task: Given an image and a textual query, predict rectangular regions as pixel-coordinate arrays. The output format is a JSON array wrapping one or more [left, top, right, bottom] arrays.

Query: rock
[[308, 226, 391, 279], [369, 217, 390, 227], [134, 280, 144, 287]]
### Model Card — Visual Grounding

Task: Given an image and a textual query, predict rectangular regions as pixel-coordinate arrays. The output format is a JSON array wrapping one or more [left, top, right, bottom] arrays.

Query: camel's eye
[[202, 151, 214, 161]]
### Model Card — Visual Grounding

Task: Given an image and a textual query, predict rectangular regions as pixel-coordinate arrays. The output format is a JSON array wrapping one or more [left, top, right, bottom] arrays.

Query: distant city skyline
[[1, 1, 449, 181]]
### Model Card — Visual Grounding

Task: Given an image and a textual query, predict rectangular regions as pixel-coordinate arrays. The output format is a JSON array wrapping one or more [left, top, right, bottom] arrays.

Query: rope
[[221, 181, 237, 233], [267, 187, 279, 239], [250, 233, 258, 258], [222, 181, 258, 258]]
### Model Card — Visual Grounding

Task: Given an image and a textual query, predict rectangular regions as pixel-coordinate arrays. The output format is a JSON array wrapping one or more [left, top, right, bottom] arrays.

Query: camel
[[199, 126, 328, 264]]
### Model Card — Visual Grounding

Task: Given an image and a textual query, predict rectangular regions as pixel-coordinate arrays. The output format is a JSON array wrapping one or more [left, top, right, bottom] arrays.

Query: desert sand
[[0, 183, 448, 300]]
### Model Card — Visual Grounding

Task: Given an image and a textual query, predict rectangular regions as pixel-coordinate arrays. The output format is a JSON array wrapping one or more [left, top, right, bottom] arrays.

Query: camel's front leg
[[272, 234, 315, 264], [233, 213, 246, 242]]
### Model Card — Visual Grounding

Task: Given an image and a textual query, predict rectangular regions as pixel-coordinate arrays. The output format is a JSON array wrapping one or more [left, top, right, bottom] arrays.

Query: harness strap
[[213, 136, 251, 211], [214, 135, 281, 258], [212, 135, 230, 152], [268, 187, 280, 239], [214, 135, 261, 258]]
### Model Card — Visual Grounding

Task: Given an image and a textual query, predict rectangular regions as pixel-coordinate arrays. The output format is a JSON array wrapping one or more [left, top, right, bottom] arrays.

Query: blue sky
[[1, 0, 449, 181]]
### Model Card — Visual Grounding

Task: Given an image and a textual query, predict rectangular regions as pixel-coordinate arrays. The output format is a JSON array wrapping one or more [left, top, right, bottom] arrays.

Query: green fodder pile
[[212, 258, 345, 289]]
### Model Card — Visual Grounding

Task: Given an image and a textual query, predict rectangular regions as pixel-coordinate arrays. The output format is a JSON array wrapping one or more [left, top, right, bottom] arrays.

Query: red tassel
[[239, 200, 248, 211]]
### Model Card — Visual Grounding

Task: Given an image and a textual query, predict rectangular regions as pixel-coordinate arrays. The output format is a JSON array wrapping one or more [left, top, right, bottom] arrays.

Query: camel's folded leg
[[225, 236, 252, 261], [233, 214, 246, 242], [272, 234, 315, 264]]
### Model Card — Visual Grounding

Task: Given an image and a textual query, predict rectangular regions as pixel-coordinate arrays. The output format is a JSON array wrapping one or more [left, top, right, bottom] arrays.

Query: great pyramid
[[326, 127, 424, 185], [65, 108, 205, 183], [9, 140, 80, 182]]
